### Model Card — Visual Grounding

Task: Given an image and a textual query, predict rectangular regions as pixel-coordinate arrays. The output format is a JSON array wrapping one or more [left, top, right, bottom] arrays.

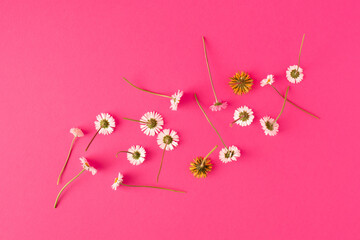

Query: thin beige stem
[[122, 77, 172, 99], [116, 151, 132, 158], [194, 93, 227, 148], [123, 117, 147, 124], [270, 85, 319, 119], [202, 36, 219, 103], [229, 114, 245, 127], [297, 34, 305, 70], [85, 128, 101, 151], [57, 136, 76, 185], [121, 183, 185, 193], [201, 145, 218, 165], [157, 145, 167, 182], [274, 86, 289, 124], [54, 169, 85, 208]]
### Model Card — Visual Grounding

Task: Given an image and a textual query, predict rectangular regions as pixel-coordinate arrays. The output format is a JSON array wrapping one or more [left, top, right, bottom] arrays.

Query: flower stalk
[[121, 183, 185, 193], [202, 36, 219, 103], [122, 77, 172, 99], [273, 86, 289, 125], [297, 34, 305, 71], [201, 145, 218, 166], [157, 144, 167, 182], [57, 136, 76, 185], [85, 128, 101, 151]]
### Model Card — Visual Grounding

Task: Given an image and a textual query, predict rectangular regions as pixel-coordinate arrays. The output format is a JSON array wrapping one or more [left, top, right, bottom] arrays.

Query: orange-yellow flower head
[[229, 72, 253, 95], [190, 157, 213, 178]]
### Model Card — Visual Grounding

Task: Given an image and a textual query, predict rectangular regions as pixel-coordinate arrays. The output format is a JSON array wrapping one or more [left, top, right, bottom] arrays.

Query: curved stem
[[121, 183, 185, 193], [274, 86, 289, 124], [297, 34, 305, 71], [229, 114, 245, 127], [194, 93, 227, 148], [54, 169, 85, 208], [57, 136, 76, 185], [85, 128, 101, 151], [201, 145, 218, 165], [116, 151, 132, 158], [202, 37, 219, 103], [271, 85, 319, 119], [123, 117, 147, 124], [122, 77, 172, 99], [157, 145, 167, 182]]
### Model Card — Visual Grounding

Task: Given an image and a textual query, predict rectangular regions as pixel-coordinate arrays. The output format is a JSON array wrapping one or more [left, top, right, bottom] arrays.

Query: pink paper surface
[[1, 0, 359, 239]]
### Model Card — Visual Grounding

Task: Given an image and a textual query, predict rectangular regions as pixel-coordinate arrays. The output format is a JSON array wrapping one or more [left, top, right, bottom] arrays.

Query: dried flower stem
[[54, 169, 85, 208], [123, 117, 147, 124], [229, 114, 245, 127], [194, 93, 227, 148], [202, 36, 219, 103], [85, 128, 101, 151], [274, 86, 289, 125], [201, 145, 218, 166], [116, 151, 132, 158], [270, 85, 319, 119], [157, 145, 167, 182], [57, 136, 76, 185], [121, 183, 185, 193], [297, 34, 305, 71], [122, 77, 172, 99]]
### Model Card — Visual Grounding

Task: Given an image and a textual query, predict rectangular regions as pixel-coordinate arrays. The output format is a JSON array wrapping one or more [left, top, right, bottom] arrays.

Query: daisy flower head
[[127, 145, 146, 165], [95, 113, 116, 135], [70, 128, 84, 137], [260, 116, 279, 136], [209, 101, 228, 112], [140, 111, 164, 136], [157, 129, 179, 151], [286, 65, 304, 84], [112, 172, 124, 190], [231, 106, 254, 127], [170, 90, 183, 111], [229, 72, 253, 95], [190, 157, 213, 178], [80, 157, 97, 175], [260, 74, 275, 87], [219, 146, 241, 163]]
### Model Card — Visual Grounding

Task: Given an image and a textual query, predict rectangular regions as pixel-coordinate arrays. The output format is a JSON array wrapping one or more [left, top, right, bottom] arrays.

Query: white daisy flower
[[139, 111, 164, 136], [260, 116, 279, 136], [260, 74, 275, 87], [80, 157, 97, 175], [95, 113, 116, 135], [127, 145, 146, 165], [170, 90, 183, 111], [232, 106, 254, 127], [219, 146, 241, 163], [112, 172, 124, 190], [157, 129, 179, 151], [70, 128, 84, 137], [209, 101, 228, 111], [286, 65, 304, 84]]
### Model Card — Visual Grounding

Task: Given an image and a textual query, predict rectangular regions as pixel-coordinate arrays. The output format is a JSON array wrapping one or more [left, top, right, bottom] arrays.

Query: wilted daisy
[[260, 116, 279, 136], [57, 128, 84, 185], [112, 172, 124, 190], [260, 74, 274, 87], [122, 77, 183, 111], [156, 129, 179, 182], [124, 111, 164, 136], [170, 90, 184, 111], [229, 72, 253, 95], [260, 86, 289, 136], [111, 172, 185, 193], [202, 36, 228, 112], [261, 74, 319, 119], [230, 106, 254, 127], [54, 157, 97, 208], [116, 145, 146, 166], [190, 145, 217, 178], [219, 146, 241, 163], [85, 113, 115, 151], [286, 34, 305, 84]]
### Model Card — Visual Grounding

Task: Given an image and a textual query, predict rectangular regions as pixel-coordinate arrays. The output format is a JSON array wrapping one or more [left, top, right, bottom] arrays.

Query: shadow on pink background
[[0, 0, 359, 239]]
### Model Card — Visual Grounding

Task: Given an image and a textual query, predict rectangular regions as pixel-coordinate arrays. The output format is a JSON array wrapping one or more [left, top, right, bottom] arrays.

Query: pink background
[[1, 0, 359, 239]]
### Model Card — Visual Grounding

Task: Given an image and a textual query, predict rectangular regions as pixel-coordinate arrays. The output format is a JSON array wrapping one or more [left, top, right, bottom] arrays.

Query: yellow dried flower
[[190, 157, 213, 178], [229, 72, 253, 95]]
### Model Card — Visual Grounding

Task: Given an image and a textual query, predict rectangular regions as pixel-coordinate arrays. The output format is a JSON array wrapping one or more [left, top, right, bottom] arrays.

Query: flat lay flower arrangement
[[54, 34, 318, 208]]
